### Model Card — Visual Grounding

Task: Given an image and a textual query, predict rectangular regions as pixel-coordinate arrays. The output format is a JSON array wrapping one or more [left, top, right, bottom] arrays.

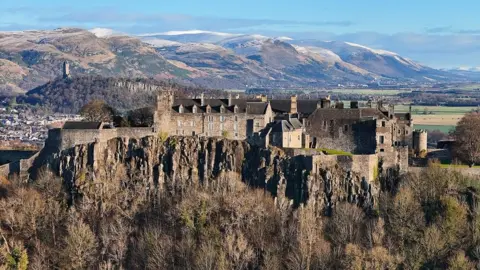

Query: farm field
[[395, 105, 479, 115], [328, 89, 410, 95], [414, 124, 455, 133]]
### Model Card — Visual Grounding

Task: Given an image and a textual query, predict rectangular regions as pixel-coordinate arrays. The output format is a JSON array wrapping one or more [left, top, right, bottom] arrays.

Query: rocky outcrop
[[32, 136, 376, 213]]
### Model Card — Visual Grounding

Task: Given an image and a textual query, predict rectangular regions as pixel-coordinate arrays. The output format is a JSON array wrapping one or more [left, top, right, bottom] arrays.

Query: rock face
[[36, 136, 376, 213]]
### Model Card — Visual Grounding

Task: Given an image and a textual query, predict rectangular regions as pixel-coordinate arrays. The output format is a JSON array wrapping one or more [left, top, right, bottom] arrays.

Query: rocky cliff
[[31, 136, 376, 213]]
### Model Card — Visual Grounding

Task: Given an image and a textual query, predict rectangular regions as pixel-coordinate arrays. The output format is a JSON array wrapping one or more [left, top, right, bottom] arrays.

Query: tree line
[[1, 162, 480, 269]]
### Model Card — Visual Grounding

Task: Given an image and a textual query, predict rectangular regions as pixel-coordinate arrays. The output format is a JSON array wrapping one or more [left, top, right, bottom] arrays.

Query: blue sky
[[1, 0, 480, 67]]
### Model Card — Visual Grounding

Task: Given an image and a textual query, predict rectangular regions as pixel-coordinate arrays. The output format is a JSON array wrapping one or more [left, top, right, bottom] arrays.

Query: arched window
[[179, 105, 184, 113], [192, 105, 197, 114], [220, 105, 225, 114]]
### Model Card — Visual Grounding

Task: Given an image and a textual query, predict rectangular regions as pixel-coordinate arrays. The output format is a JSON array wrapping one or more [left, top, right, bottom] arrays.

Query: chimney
[[261, 94, 268, 103], [321, 98, 331, 108], [290, 95, 298, 114], [228, 93, 232, 106], [201, 93, 205, 106], [350, 101, 359, 109]]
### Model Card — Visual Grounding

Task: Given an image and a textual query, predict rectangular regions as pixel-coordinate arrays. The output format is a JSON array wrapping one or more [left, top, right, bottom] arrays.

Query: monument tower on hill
[[63, 61, 71, 79]]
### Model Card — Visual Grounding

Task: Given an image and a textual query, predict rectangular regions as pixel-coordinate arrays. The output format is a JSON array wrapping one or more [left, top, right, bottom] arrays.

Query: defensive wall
[[47, 127, 156, 151]]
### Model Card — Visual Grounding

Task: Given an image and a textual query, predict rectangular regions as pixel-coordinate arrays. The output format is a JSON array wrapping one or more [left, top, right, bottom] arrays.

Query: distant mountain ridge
[[0, 28, 473, 95]]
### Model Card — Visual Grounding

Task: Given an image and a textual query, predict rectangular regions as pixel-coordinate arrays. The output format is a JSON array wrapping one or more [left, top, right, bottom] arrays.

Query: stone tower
[[153, 90, 174, 134], [412, 130, 428, 156], [63, 61, 71, 79]]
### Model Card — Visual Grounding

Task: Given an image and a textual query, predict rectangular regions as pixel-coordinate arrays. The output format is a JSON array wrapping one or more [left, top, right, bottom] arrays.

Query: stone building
[[262, 118, 307, 148], [154, 91, 273, 140], [306, 101, 413, 155]]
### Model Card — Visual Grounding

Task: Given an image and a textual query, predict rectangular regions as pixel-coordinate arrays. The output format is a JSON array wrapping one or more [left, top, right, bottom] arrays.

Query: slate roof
[[63, 121, 103, 130], [309, 108, 389, 122], [172, 98, 268, 115], [270, 99, 319, 114], [270, 119, 304, 133]]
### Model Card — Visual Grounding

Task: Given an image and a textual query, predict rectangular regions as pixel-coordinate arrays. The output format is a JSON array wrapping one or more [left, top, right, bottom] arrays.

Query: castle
[[153, 91, 413, 152], [6, 90, 421, 182], [149, 91, 415, 174]]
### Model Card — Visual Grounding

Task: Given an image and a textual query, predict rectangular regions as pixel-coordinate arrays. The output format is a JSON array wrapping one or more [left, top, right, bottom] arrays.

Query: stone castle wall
[[48, 127, 156, 150]]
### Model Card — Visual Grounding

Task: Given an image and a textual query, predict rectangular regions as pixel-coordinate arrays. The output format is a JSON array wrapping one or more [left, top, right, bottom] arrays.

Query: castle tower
[[153, 90, 174, 134], [412, 130, 428, 156], [63, 61, 71, 79]]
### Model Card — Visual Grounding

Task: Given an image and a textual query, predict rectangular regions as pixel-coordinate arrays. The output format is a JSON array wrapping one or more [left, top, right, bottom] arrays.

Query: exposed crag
[[34, 136, 376, 213]]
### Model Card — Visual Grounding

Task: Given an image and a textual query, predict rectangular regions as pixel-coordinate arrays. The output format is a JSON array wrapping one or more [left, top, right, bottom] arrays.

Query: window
[[234, 123, 238, 131], [405, 130, 409, 135], [255, 122, 260, 127], [177, 120, 182, 127], [344, 125, 348, 132], [234, 106, 239, 114], [208, 116, 213, 122], [220, 106, 225, 113], [191, 121, 194, 127], [382, 121, 386, 127], [179, 105, 184, 113], [220, 123, 224, 131], [192, 131, 196, 136], [379, 136, 385, 144], [206, 106, 211, 113], [234, 132, 238, 137], [234, 116, 238, 122], [192, 106, 197, 114], [323, 120, 327, 127], [220, 116, 225, 122], [380, 149, 385, 152]]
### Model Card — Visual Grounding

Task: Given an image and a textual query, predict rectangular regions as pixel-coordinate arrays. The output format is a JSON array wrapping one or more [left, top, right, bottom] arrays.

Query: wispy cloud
[[425, 26, 480, 35], [36, 10, 354, 33]]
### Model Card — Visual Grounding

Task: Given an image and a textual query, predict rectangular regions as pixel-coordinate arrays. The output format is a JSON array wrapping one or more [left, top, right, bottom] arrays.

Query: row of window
[[178, 105, 239, 114], [175, 130, 239, 137]]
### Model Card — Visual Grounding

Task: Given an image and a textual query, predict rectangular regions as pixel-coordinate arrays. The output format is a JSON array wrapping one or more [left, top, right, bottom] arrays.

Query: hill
[[20, 76, 220, 113], [0, 28, 190, 95], [0, 28, 472, 96]]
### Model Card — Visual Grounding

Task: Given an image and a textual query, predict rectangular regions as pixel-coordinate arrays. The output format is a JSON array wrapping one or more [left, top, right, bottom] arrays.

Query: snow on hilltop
[[344, 42, 398, 56], [139, 30, 240, 37], [89, 28, 121, 38]]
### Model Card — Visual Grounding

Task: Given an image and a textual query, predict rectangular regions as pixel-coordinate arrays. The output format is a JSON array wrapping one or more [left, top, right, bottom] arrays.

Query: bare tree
[[452, 112, 480, 167], [79, 100, 116, 122]]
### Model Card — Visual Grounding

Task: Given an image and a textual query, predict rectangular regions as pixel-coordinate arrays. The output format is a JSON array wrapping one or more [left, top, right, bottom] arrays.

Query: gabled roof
[[270, 99, 319, 114], [270, 119, 303, 133], [172, 97, 270, 114], [246, 102, 268, 115], [63, 121, 103, 130]]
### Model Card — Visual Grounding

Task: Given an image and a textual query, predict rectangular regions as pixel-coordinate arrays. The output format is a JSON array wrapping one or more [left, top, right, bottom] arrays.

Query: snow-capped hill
[[138, 30, 242, 44], [89, 28, 123, 38], [139, 30, 238, 37], [344, 42, 397, 56], [141, 38, 183, 47], [276, 36, 293, 41]]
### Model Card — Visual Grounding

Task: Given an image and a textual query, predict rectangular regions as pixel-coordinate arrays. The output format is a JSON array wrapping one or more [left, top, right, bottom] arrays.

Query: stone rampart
[[50, 127, 156, 150]]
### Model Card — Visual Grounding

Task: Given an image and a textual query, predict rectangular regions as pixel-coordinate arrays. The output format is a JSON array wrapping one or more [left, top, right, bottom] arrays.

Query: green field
[[414, 124, 455, 133], [395, 105, 479, 115]]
